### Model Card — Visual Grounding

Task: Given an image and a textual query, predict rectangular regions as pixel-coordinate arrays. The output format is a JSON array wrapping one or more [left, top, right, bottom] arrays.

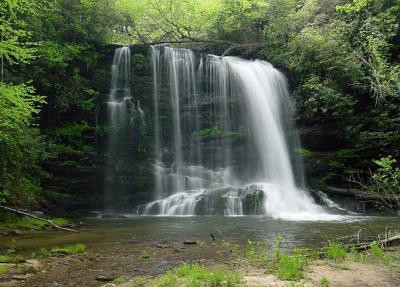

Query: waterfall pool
[[1, 215, 399, 286], [3, 215, 399, 253]]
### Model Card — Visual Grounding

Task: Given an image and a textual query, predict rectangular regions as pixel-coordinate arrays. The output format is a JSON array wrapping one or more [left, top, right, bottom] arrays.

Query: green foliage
[[133, 275, 147, 286], [325, 243, 348, 262], [320, 276, 330, 287], [150, 263, 242, 287], [370, 242, 392, 266], [0, 0, 49, 206], [0, 217, 70, 231], [192, 127, 221, 138], [0, 254, 24, 263], [141, 250, 152, 259], [371, 156, 400, 194], [350, 247, 368, 263], [276, 254, 304, 281], [300, 75, 355, 119], [0, 265, 8, 276], [295, 148, 312, 158], [38, 243, 86, 256], [113, 276, 127, 284], [337, 0, 372, 13]]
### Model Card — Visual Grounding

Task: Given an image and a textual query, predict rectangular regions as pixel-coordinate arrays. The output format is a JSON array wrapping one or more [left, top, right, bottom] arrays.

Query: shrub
[[371, 156, 400, 194]]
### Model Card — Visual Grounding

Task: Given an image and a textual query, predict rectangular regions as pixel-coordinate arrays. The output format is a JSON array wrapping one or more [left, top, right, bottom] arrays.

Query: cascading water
[[104, 46, 145, 212], [134, 45, 338, 220], [93, 44, 342, 220]]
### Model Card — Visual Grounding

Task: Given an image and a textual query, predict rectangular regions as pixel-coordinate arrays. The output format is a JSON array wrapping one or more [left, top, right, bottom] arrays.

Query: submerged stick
[[0, 205, 78, 233]]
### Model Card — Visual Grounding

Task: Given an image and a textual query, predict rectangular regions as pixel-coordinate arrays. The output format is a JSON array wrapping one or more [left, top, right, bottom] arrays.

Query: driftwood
[[0, 205, 78, 233], [335, 228, 400, 251]]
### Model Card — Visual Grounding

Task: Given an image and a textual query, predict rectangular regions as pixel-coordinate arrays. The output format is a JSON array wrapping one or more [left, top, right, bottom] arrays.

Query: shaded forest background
[[1, 0, 399, 213]]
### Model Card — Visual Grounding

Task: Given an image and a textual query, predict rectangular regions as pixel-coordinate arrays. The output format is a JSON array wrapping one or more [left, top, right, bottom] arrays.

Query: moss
[[192, 126, 221, 138]]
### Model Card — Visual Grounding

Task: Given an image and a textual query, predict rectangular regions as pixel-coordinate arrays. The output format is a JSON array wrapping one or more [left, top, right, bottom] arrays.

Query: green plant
[[0, 266, 8, 276], [113, 276, 126, 284], [350, 247, 368, 263], [51, 243, 86, 255], [37, 243, 86, 257], [0, 254, 24, 263], [295, 148, 312, 158], [274, 235, 284, 261], [245, 240, 257, 262], [371, 156, 400, 194], [141, 250, 151, 260], [370, 242, 392, 266], [134, 275, 146, 285], [192, 126, 221, 138], [320, 276, 330, 287], [0, 217, 70, 231], [325, 243, 347, 262], [276, 254, 304, 281], [150, 263, 242, 287]]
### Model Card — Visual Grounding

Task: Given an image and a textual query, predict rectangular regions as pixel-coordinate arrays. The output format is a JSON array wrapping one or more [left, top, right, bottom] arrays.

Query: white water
[[224, 57, 327, 219], [136, 46, 344, 220], [104, 46, 145, 211]]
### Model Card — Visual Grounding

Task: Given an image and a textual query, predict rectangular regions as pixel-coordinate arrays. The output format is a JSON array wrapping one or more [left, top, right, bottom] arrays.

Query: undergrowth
[[325, 243, 347, 261], [149, 263, 242, 287]]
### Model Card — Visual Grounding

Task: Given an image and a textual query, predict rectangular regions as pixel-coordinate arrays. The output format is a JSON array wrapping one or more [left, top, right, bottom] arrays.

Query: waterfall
[[136, 45, 339, 220], [104, 46, 145, 212], [224, 57, 325, 219]]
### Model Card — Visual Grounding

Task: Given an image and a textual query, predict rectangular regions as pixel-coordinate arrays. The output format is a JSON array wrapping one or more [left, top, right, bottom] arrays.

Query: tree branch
[[0, 205, 78, 233]]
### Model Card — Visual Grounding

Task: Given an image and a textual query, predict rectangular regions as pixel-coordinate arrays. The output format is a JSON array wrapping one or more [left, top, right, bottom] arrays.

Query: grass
[[0, 266, 8, 276], [276, 254, 304, 281], [370, 242, 392, 266], [350, 247, 368, 263], [37, 243, 86, 257], [320, 276, 330, 287], [133, 275, 146, 286], [150, 263, 242, 287], [113, 276, 127, 284], [0, 254, 24, 263], [0, 217, 70, 231], [325, 243, 347, 262]]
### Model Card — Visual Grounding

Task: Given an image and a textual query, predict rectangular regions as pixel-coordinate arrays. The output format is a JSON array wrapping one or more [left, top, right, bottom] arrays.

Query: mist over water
[[107, 46, 344, 220]]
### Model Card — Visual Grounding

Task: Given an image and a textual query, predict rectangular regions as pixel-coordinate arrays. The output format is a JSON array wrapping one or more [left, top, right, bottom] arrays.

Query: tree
[[0, 0, 47, 205]]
